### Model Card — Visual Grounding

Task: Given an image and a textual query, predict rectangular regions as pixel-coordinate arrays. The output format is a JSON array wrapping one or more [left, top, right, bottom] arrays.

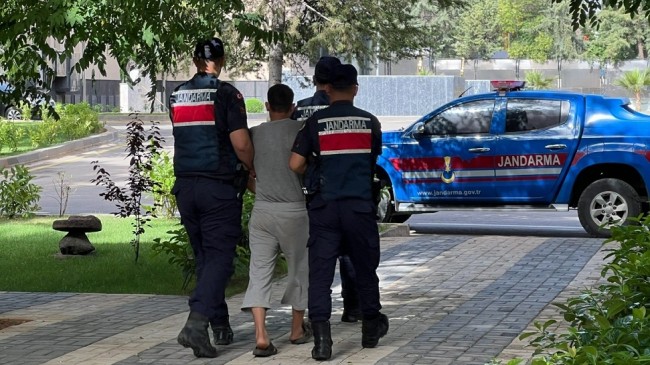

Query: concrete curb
[[380, 223, 411, 237], [0, 127, 119, 169]]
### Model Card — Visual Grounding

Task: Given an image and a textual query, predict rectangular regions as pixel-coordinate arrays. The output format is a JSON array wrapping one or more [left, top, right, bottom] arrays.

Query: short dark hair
[[267, 84, 294, 113]]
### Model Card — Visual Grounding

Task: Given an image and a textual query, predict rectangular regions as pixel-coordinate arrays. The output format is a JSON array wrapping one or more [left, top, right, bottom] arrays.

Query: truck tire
[[577, 178, 641, 238], [5, 106, 21, 120], [377, 179, 411, 224]]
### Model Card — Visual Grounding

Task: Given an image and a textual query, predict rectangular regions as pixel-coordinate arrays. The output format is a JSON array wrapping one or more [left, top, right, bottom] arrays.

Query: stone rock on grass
[[52, 215, 102, 255]]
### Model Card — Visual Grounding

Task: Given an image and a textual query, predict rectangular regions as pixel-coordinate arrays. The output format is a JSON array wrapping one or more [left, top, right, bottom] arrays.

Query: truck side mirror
[[412, 122, 425, 136]]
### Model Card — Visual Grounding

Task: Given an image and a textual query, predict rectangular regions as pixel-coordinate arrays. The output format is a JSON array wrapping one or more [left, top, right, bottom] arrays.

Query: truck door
[[493, 97, 579, 203], [394, 98, 497, 203]]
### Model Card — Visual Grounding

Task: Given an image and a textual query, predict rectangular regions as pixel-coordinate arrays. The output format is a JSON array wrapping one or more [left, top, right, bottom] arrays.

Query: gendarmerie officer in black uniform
[[292, 56, 362, 324], [169, 37, 255, 358], [289, 63, 388, 361]]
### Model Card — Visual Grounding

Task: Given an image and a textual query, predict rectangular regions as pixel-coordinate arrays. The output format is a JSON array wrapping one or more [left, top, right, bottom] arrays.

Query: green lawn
[[0, 215, 250, 296]]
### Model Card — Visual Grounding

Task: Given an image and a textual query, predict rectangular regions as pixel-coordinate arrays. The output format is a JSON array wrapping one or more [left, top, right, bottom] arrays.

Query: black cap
[[314, 56, 341, 84], [330, 64, 358, 89], [194, 38, 225, 60]]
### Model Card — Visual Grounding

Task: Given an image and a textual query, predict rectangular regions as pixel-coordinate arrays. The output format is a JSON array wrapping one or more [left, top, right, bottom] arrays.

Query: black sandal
[[290, 321, 313, 344], [253, 342, 278, 357]]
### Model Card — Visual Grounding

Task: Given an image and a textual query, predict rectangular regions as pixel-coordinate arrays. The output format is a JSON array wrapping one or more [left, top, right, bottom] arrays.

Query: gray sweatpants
[[241, 200, 309, 311]]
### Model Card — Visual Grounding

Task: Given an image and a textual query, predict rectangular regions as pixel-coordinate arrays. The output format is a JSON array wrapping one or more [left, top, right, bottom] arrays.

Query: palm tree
[[614, 69, 650, 110], [524, 70, 555, 90]]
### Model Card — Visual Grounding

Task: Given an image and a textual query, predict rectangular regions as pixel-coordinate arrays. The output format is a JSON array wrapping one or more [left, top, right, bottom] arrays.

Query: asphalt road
[[407, 210, 589, 237], [27, 114, 590, 237]]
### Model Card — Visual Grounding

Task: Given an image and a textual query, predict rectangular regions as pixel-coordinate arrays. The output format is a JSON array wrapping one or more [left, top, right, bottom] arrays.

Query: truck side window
[[424, 99, 494, 135], [505, 99, 570, 133]]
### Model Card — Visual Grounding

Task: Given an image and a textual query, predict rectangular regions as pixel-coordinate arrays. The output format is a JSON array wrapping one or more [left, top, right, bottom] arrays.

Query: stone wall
[[284, 75, 458, 116]]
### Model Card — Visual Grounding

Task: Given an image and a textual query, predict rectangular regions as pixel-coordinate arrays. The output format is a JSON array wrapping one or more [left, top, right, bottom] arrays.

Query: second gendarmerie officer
[[289, 63, 388, 361], [170, 37, 255, 358], [292, 55, 362, 324]]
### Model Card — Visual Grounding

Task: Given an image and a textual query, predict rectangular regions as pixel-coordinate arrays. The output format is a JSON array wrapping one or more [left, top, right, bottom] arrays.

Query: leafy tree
[[614, 69, 650, 110], [498, 0, 561, 62], [454, 0, 501, 60], [538, 1, 586, 63], [412, 1, 463, 63], [553, 0, 650, 30], [223, 0, 467, 86], [0, 0, 273, 106], [582, 8, 637, 68]]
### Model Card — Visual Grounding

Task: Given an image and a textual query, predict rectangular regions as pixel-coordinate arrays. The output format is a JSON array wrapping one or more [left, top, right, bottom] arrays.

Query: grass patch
[[0, 215, 252, 296]]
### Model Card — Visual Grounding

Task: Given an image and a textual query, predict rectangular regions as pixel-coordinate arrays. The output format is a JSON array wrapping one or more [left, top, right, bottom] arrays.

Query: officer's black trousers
[[338, 255, 359, 307], [307, 198, 382, 323], [174, 177, 242, 326]]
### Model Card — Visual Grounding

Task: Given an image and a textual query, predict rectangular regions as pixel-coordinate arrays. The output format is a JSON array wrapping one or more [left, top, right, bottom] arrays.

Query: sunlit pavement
[[0, 233, 608, 364]]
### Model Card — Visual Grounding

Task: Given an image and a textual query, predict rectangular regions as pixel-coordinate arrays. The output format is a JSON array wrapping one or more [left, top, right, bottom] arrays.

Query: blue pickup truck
[[376, 81, 650, 237]]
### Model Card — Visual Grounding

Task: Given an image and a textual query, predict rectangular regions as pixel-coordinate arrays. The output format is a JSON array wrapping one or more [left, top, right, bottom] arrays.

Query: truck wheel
[[5, 106, 21, 120], [377, 179, 411, 223], [577, 178, 641, 238]]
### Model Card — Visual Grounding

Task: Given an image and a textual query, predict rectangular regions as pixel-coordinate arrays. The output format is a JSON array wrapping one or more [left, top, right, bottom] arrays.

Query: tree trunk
[[267, 0, 285, 88], [637, 38, 645, 60], [268, 44, 283, 87]]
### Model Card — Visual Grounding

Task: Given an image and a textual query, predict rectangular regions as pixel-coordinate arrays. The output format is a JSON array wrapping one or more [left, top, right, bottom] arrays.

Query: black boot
[[341, 297, 361, 323], [339, 255, 360, 323], [361, 313, 389, 348], [212, 324, 233, 345], [177, 312, 218, 358], [311, 321, 333, 361]]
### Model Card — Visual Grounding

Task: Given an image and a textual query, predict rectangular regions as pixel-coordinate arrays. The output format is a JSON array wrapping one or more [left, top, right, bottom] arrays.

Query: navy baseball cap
[[194, 38, 225, 60], [330, 64, 358, 89], [314, 56, 341, 84]]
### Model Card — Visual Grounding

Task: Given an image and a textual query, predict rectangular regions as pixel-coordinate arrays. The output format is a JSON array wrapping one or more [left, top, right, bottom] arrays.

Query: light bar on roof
[[490, 80, 526, 91]]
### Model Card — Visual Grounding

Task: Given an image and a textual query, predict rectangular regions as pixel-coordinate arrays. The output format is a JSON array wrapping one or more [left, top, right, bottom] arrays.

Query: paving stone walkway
[[0, 234, 608, 365]]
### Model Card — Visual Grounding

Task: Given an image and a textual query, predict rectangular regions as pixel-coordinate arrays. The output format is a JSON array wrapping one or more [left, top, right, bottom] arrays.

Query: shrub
[[152, 190, 256, 290], [29, 118, 59, 147], [152, 224, 193, 289], [56, 102, 103, 140], [525, 70, 555, 90], [29, 102, 103, 148], [0, 120, 25, 153], [0, 164, 41, 218], [145, 151, 177, 218], [520, 214, 650, 364], [19, 101, 31, 121], [245, 98, 264, 113]]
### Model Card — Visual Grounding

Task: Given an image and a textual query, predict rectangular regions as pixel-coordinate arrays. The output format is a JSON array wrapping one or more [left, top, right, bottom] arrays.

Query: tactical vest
[[169, 73, 237, 179], [310, 101, 378, 201], [292, 90, 330, 122]]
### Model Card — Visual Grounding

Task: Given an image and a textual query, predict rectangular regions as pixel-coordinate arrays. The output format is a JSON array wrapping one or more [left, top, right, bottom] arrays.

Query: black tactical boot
[[311, 321, 333, 361], [361, 313, 389, 348], [341, 297, 361, 323], [212, 324, 234, 345], [177, 312, 218, 358]]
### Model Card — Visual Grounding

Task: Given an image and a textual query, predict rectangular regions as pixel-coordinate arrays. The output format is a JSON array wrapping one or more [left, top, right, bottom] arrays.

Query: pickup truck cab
[[376, 81, 650, 237]]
